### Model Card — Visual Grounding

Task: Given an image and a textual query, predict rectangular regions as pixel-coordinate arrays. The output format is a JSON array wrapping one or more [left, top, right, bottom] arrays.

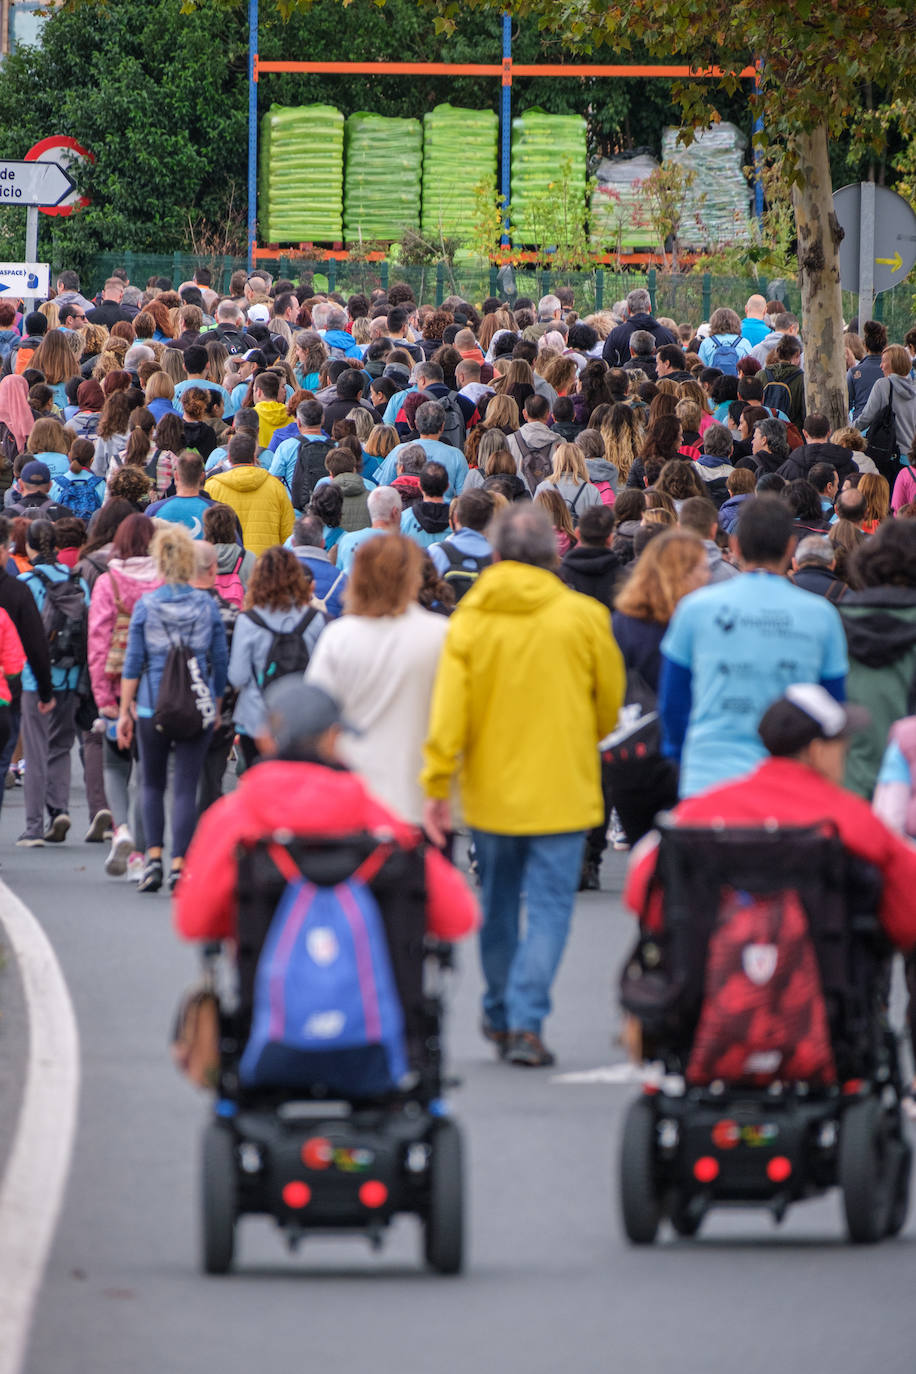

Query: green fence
[[79, 251, 915, 335]]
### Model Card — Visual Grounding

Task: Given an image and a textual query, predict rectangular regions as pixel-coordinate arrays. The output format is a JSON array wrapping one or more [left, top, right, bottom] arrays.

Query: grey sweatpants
[[20, 690, 78, 838]]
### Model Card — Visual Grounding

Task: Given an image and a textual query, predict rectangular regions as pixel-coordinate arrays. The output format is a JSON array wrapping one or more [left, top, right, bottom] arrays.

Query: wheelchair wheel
[[424, 1119, 464, 1275], [201, 1122, 237, 1274], [620, 1097, 660, 1244], [885, 1137, 912, 1238], [670, 1198, 703, 1238], [839, 1097, 891, 1244]]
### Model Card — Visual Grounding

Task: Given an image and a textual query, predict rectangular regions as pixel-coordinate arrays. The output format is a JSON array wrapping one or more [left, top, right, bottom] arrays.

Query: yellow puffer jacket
[[204, 465, 294, 556], [421, 562, 625, 834]]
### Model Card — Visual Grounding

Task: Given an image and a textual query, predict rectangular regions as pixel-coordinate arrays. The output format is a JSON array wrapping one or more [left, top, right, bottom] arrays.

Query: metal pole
[[500, 12, 512, 247], [23, 206, 39, 314], [247, 0, 259, 272], [858, 179, 875, 326], [753, 63, 764, 229]]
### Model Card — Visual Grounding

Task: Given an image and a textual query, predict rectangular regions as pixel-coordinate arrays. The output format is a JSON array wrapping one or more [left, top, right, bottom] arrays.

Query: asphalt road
[[0, 777, 913, 1374]]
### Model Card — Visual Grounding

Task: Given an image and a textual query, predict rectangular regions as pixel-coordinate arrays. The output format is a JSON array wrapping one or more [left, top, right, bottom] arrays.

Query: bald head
[[745, 294, 767, 320]]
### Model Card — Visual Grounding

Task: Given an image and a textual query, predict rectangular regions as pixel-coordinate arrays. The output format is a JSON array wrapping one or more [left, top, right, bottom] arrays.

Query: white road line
[[551, 1063, 646, 1085], [0, 881, 80, 1374]]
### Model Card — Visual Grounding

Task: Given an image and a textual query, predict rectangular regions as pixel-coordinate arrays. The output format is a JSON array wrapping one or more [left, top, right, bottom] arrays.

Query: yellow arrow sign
[[876, 252, 903, 271]]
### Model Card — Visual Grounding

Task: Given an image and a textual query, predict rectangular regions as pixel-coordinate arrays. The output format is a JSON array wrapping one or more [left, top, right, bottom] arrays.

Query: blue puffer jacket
[[122, 583, 228, 717]]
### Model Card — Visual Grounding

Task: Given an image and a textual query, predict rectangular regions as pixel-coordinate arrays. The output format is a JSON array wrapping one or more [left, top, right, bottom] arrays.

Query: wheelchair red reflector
[[282, 1181, 311, 1208], [711, 1119, 740, 1150], [766, 1156, 792, 1183], [693, 1156, 719, 1183], [359, 1180, 388, 1208], [842, 1079, 864, 1095], [302, 1137, 333, 1170]]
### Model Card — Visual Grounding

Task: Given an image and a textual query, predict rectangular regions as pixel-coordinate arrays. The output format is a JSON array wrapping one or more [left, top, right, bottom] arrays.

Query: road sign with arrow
[[832, 182, 916, 300], [0, 160, 76, 209]]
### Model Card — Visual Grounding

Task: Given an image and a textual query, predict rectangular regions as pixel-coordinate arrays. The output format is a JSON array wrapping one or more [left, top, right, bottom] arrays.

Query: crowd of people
[[1, 268, 916, 1069]]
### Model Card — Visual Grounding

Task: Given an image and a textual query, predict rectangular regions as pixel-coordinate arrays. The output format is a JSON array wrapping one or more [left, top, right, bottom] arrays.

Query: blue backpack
[[239, 844, 408, 1098], [54, 473, 103, 521], [708, 336, 740, 376]]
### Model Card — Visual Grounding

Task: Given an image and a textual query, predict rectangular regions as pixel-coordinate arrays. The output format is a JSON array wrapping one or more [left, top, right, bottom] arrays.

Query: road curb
[[0, 881, 80, 1374]]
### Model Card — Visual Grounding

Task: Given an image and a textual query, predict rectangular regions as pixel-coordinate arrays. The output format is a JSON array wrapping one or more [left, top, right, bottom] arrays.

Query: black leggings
[[136, 717, 212, 859]]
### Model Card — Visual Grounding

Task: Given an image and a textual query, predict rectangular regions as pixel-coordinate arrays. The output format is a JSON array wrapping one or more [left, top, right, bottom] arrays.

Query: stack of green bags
[[259, 103, 344, 243], [343, 113, 423, 242], [421, 104, 499, 241], [510, 108, 587, 242]]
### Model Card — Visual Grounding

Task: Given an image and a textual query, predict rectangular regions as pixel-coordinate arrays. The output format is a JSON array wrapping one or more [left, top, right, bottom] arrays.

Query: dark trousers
[[197, 729, 235, 816], [0, 701, 19, 815], [136, 718, 212, 859]]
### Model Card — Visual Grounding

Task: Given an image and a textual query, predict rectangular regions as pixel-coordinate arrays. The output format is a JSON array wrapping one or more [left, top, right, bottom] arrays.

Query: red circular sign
[[24, 136, 94, 217]]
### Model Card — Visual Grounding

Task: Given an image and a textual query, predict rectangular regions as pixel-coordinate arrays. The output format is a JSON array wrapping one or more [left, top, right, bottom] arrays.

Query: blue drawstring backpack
[[239, 845, 408, 1098]]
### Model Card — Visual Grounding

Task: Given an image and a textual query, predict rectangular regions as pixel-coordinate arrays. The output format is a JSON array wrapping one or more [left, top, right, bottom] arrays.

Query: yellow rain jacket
[[421, 562, 625, 834]]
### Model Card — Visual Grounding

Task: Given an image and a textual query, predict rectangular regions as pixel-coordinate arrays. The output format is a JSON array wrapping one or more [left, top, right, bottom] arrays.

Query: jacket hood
[[235, 760, 392, 834], [585, 458, 618, 484], [518, 421, 556, 446], [107, 554, 160, 584], [335, 471, 368, 497], [255, 400, 290, 426], [766, 363, 803, 381], [698, 452, 733, 470], [412, 501, 451, 534], [562, 544, 618, 576], [842, 588, 916, 666], [888, 375, 916, 403], [463, 561, 566, 615], [324, 329, 358, 351], [214, 543, 244, 574], [209, 464, 272, 493]]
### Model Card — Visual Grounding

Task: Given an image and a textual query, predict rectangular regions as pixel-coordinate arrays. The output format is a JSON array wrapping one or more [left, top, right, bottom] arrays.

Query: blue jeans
[[470, 828, 587, 1035]]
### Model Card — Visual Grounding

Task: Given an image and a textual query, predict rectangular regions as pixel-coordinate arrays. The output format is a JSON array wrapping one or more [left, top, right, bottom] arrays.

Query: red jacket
[[624, 756, 916, 953], [174, 760, 479, 944]]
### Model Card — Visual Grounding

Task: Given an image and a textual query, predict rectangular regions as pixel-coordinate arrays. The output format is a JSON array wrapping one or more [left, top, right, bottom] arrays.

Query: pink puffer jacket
[[87, 555, 163, 710]]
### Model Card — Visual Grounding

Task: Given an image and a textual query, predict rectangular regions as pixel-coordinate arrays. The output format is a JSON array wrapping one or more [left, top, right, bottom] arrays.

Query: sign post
[[24, 208, 39, 313], [832, 182, 916, 321], [856, 180, 876, 325]]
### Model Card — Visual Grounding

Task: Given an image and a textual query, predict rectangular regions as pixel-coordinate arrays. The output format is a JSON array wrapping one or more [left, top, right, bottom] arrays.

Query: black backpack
[[290, 437, 333, 511], [31, 568, 88, 670], [246, 607, 317, 690], [568, 483, 589, 528], [439, 540, 493, 602], [153, 626, 217, 740], [760, 373, 793, 417]]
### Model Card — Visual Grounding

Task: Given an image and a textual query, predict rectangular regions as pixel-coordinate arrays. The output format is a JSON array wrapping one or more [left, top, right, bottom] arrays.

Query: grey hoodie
[[858, 374, 916, 458], [55, 288, 94, 313]]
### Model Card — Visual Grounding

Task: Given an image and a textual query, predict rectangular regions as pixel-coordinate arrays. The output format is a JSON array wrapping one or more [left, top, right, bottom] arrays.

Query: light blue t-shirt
[[32, 451, 70, 481], [741, 317, 770, 346], [876, 739, 910, 789], [335, 525, 387, 573], [374, 439, 468, 499], [661, 571, 849, 798], [144, 493, 215, 539], [173, 378, 231, 411]]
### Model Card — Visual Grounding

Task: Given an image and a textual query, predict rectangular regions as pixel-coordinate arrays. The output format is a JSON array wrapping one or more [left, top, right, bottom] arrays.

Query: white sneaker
[[105, 824, 134, 877], [126, 851, 145, 882]]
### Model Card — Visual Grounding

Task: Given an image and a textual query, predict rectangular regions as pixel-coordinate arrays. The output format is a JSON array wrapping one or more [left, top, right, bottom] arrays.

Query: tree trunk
[[792, 125, 848, 430]]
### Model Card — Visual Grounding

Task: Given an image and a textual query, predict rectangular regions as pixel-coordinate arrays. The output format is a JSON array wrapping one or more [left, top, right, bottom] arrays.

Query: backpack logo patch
[[742, 942, 778, 986], [307, 926, 340, 967]]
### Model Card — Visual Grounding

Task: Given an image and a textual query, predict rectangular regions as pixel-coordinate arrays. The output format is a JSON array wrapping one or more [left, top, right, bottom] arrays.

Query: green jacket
[[841, 587, 916, 799]]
